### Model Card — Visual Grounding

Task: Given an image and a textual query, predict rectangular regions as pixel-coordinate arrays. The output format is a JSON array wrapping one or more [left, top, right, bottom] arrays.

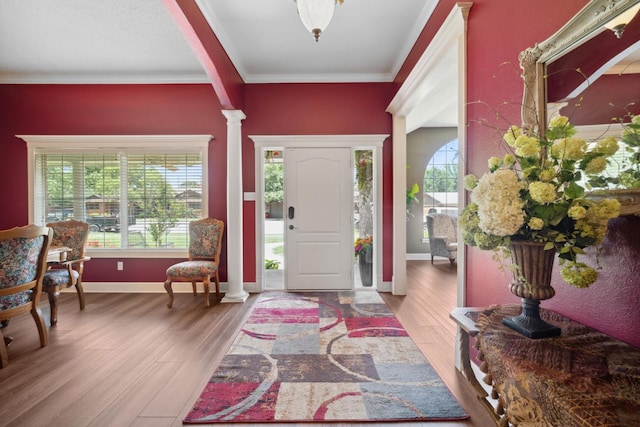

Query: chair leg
[[164, 279, 174, 309], [0, 329, 8, 369], [214, 273, 220, 300], [431, 254, 434, 264], [31, 306, 48, 347], [75, 280, 86, 310], [202, 278, 210, 308], [191, 281, 197, 295], [47, 287, 61, 326]]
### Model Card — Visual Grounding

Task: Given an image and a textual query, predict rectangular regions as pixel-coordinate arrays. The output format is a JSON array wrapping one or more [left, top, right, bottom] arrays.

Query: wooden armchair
[[43, 220, 90, 325], [0, 225, 52, 368], [426, 213, 458, 265], [164, 218, 224, 309]]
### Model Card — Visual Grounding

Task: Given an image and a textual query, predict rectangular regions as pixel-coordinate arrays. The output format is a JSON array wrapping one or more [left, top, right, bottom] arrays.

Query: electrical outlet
[[117, 261, 124, 271]]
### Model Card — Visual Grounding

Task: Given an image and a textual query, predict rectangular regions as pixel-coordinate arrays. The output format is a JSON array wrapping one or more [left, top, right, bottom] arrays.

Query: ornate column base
[[503, 298, 561, 339]]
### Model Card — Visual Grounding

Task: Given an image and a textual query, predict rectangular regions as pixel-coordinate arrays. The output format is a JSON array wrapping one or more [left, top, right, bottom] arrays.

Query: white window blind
[[22, 135, 211, 255]]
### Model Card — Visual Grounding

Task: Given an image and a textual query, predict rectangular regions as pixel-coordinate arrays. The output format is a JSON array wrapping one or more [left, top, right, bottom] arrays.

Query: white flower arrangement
[[460, 116, 621, 288]]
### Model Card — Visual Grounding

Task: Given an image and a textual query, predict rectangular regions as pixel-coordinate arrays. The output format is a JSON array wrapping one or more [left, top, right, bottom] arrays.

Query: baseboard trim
[[64, 281, 395, 294], [406, 253, 430, 260], [66, 282, 235, 294], [376, 281, 392, 292]]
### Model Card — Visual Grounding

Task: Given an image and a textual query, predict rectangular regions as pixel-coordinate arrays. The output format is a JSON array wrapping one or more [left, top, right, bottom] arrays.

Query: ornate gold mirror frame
[[519, 0, 640, 215], [519, 0, 639, 131]]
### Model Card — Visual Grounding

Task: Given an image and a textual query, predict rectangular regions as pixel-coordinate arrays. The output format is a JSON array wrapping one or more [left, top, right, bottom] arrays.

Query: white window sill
[[85, 248, 188, 259]]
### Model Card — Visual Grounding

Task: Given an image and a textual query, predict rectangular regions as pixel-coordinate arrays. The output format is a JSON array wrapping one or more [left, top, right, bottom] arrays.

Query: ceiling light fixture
[[604, 3, 640, 38], [296, 0, 343, 42]]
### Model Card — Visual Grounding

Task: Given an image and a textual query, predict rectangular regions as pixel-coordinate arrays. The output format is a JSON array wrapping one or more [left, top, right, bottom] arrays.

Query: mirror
[[519, 0, 640, 216], [519, 0, 640, 131]]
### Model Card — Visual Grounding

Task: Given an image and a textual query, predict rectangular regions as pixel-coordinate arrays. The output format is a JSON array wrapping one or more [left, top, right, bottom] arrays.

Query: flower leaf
[[564, 181, 585, 199]]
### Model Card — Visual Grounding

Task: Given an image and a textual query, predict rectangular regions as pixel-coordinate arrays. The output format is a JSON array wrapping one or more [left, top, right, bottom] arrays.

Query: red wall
[[0, 82, 395, 284], [459, 0, 640, 347], [243, 83, 396, 280], [0, 84, 228, 282]]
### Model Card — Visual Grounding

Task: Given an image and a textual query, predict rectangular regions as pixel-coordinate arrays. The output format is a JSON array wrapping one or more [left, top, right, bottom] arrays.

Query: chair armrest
[[60, 256, 91, 266], [49, 256, 91, 271], [431, 236, 451, 245]]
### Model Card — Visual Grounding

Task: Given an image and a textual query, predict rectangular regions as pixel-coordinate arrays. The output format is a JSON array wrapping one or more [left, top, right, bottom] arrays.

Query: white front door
[[284, 147, 353, 290]]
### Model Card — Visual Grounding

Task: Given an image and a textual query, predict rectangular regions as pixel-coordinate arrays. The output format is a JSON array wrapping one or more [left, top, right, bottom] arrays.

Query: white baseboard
[[64, 281, 395, 294], [406, 253, 430, 260], [65, 282, 235, 294]]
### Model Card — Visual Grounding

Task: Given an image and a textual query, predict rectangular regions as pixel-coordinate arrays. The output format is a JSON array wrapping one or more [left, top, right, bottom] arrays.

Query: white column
[[221, 110, 249, 303], [391, 114, 407, 296]]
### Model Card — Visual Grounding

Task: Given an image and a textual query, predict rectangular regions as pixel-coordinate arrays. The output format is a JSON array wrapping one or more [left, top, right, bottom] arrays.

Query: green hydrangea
[[529, 181, 557, 204], [560, 262, 598, 288], [460, 116, 622, 289], [584, 156, 607, 174]]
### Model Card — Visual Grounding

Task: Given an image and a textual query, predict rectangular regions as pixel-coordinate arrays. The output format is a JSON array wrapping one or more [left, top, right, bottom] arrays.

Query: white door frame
[[250, 135, 387, 293], [385, 3, 471, 370], [386, 3, 470, 297]]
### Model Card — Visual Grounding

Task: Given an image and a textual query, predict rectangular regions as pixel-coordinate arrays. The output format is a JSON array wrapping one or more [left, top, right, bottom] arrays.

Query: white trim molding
[[70, 280, 395, 294], [386, 2, 471, 298], [18, 134, 212, 150], [18, 133, 213, 254], [250, 134, 388, 292], [249, 135, 388, 148]]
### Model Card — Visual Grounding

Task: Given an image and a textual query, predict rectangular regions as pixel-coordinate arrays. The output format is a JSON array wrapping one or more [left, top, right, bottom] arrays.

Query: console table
[[451, 305, 640, 427]]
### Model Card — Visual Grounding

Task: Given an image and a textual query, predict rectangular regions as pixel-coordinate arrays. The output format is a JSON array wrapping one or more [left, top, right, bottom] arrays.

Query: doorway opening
[[252, 135, 385, 293], [263, 148, 284, 290], [260, 145, 378, 291]]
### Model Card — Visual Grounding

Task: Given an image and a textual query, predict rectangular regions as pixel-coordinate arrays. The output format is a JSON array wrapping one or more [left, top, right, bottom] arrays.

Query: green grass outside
[[265, 235, 283, 244], [86, 230, 188, 249]]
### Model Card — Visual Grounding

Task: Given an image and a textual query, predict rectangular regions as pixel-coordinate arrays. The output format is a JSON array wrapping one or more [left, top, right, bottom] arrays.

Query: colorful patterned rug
[[183, 291, 468, 424]]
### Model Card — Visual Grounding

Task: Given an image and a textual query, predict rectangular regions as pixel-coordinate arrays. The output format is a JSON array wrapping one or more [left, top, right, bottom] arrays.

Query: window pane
[[423, 140, 459, 218], [84, 154, 122, 248], [35, 151, 203, 250]]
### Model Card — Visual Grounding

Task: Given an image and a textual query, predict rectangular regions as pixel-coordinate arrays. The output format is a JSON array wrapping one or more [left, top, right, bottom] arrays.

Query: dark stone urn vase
[[358, 248, 373, 287], [503, 240, 561, 339]]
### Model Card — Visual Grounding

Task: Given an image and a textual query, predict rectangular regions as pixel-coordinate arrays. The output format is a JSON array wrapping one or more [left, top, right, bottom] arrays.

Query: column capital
[[222, 109, 246, 124]]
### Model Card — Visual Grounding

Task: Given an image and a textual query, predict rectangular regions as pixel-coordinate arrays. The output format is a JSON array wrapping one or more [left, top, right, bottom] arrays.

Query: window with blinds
[[26, 136, 210, 252], [423, 139, 459, 217]]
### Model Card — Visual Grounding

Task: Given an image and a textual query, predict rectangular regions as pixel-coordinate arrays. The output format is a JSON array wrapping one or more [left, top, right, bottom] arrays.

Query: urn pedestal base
[[504, 241, 561, 339], [503, 298, 561, 339]]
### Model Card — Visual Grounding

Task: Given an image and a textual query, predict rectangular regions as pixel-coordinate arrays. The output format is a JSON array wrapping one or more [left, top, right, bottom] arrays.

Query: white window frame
[[19, 135, 212, 259]]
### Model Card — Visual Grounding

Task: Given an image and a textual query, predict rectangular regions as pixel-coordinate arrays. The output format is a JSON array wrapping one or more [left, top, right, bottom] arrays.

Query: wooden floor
[[0, 260, 495, 427]]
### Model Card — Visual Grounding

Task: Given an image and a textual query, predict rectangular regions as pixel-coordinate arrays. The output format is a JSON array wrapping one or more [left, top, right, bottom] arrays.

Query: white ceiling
[[0, 0, 208, 84], [196, 0, 436, 83], [0, 0, 457, 126]]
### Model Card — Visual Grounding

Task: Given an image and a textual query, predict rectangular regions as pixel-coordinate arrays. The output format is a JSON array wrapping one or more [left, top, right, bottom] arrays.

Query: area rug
[[183, 291, 468, 424]]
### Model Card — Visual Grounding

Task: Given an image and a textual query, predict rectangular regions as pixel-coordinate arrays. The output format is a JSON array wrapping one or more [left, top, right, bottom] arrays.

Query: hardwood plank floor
[[0, 260, 495, 427]]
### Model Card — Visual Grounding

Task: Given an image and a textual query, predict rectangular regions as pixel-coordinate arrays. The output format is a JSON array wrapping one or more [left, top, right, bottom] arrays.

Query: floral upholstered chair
[[164, 218, 224, 309], [43, 220, 90, 325], [426, 213, 458, 265], [0, 225, 52, 368]]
